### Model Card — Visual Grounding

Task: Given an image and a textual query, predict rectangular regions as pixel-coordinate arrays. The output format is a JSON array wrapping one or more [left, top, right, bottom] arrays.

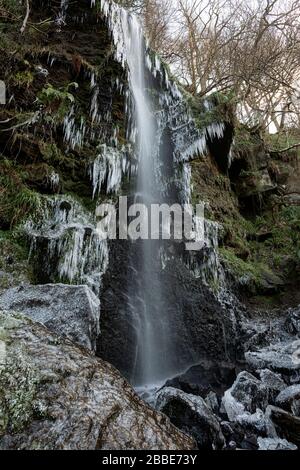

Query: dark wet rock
[[241, 320, 278, 352], [221, 421, 235, 441], [221, 372, 270, 421], [240, 434, 259, 450], [275, 385, 300, 416], [0, 284, 100, 351], [257, 437, 297, 450], [228, 440, 237, 449], [99, 239, 241, 382], [155, 387, 225, 449], [265, 406, 300, 448], [0, 310, 195, 450], [285, 306, 300, 335], [221, 415, 267, 450], [164, 361, 237, 398], [258, 271, 285, 294]]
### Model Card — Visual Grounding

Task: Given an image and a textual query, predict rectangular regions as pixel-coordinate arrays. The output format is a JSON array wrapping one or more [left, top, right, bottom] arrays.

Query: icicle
[[48, 171, 60, 191], [63, 106, 86, 149], [56, 0, 69, 28], [89, 144, 129, 197]]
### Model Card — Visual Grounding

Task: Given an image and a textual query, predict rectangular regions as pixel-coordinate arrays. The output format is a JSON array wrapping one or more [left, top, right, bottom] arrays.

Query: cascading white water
[[116, 12, 173, 387]]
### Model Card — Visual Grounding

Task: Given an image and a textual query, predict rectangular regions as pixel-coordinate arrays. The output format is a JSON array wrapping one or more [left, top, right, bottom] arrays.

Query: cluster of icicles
[[25, 196, 109, 294], [24, 0, 231, 295]]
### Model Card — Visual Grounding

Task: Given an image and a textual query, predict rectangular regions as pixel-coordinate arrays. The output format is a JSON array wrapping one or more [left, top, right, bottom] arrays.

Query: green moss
[[0, 158, 42, 228], [188, 91, 235, 131], [218, 203, 300, 295], [37, 83, 78, 124], [0, 229, 33, 288], [219, 247, 274, 286], [11, 71, 34, 88], [39, 141, 65, 163]]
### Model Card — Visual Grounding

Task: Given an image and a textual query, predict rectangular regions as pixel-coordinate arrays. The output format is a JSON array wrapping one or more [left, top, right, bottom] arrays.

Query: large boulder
[[0, 310, 195, 450], [0, 284, 100, 351], [235, 169, 277, 199], [155, 387, 225, 449], [221, 371, 270, 421]]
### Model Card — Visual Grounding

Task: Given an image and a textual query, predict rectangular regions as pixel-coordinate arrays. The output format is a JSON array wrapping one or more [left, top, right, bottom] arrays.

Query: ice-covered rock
[[245, 341, 300, 383], [0, 284, 100, 351], [257, 437, 297, 450], [0, 310, 195, 450], [156, 387, 225, 449], [275, 385, 300, 416], [259, 369, 286, 393], [221, 372, 270, 421], [236, 409, 268, 435]]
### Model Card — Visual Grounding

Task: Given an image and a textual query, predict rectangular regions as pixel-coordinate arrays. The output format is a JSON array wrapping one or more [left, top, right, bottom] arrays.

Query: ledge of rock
[[0, 284, 100, 351], [0, 310, 195, 450]]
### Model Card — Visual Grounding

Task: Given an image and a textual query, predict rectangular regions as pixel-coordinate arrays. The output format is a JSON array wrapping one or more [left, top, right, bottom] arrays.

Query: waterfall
[[98, 0, 232, 388], [113, 10, 174, 387], [99, 1, 189, 387]]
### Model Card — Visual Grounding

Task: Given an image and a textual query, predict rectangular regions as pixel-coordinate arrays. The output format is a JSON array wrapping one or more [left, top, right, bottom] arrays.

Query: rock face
[[235, 169, 277, 199], [156, 387, 225, 449], [0, 284, 100, 351], [0, 310, 195, 450], [99, 241, 241, 382]]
